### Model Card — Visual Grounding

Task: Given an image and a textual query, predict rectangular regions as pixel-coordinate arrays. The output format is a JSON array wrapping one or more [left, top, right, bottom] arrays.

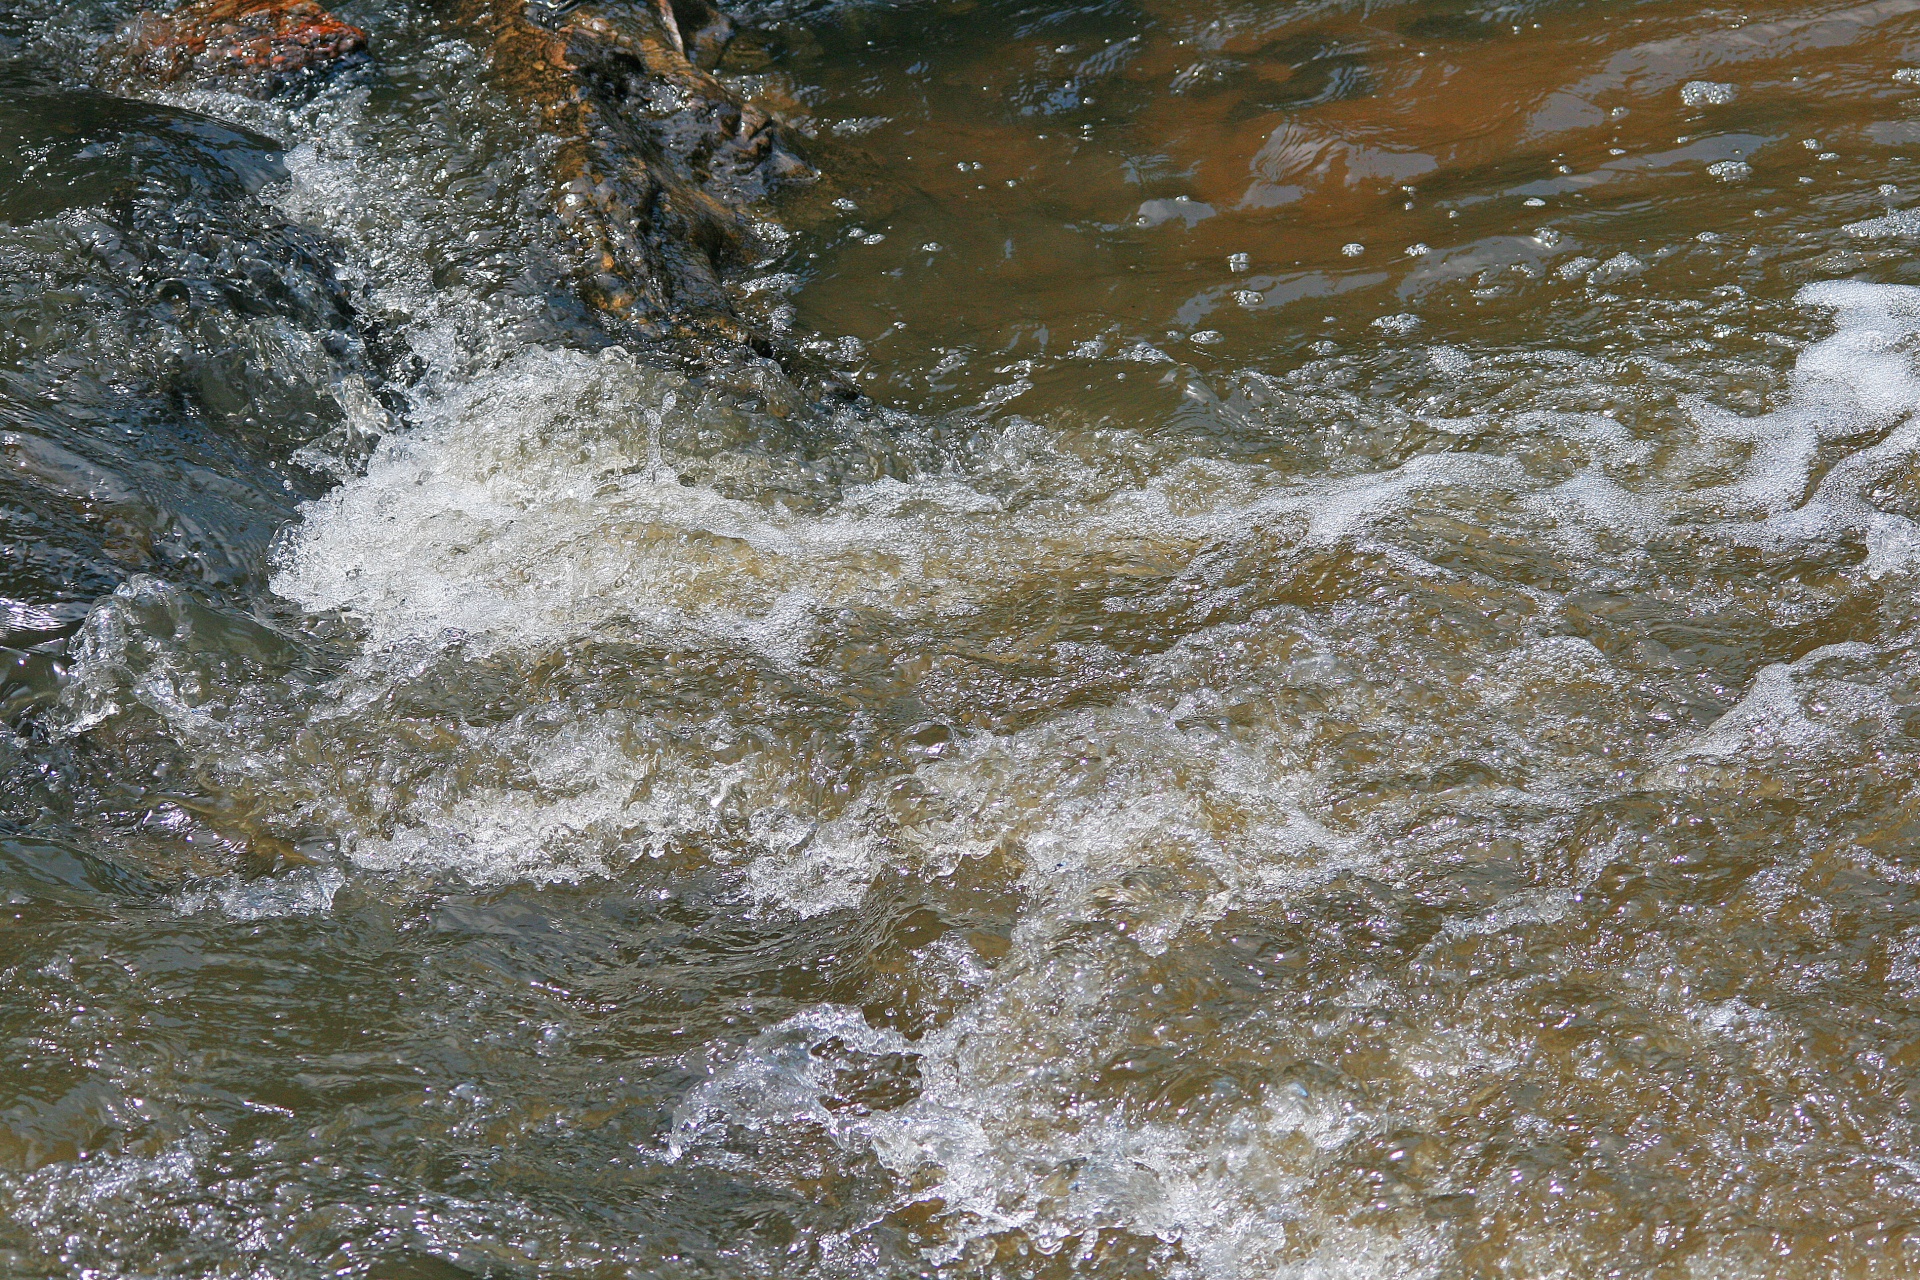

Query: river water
[[6, 0, 1920, 1275]]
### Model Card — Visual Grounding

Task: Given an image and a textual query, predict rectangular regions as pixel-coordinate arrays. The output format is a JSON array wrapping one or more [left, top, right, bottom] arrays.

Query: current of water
[[7, 0, 1920, 1276]]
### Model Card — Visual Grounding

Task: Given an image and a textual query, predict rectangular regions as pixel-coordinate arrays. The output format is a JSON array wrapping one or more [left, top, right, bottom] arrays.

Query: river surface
[[7, 0, 1920, 1275]]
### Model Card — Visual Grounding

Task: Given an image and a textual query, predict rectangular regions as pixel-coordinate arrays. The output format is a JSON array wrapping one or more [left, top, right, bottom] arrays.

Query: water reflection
[[765, 0, 1920, 421]]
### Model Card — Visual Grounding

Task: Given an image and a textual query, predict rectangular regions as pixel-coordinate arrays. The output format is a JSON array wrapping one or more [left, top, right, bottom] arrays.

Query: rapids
[[9, 0, 1920, 1276]]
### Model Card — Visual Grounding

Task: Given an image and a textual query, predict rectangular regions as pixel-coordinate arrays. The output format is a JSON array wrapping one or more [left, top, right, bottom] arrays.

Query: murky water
[[10, 0, 1920, 1275]]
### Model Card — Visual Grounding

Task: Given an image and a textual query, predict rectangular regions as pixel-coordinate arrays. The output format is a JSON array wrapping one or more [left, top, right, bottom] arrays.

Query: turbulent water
[[12, 0, 1920, 1275]]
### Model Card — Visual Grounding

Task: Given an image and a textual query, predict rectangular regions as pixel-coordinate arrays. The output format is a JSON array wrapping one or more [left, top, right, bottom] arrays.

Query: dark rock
[[456, 0, 813, 344], [109, 0, 831, 392]]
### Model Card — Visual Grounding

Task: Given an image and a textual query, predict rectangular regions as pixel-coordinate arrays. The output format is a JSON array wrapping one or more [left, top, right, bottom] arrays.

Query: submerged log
[[105, 0, 369, 98]]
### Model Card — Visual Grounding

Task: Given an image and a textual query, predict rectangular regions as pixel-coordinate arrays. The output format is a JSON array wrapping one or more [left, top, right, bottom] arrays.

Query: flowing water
[[10, 0, 1920, 1274]]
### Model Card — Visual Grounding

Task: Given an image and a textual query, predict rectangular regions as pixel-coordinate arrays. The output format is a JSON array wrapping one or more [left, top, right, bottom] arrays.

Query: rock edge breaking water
[[109, 0, 816, 353]]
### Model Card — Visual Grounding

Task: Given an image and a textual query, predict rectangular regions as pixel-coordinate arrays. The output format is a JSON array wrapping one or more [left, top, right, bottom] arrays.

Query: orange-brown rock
[[456, 0, 812, 343], [108, 0, 367, 98]]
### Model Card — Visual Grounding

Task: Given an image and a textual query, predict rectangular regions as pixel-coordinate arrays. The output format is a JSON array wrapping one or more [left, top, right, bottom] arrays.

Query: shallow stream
[[9, 0, 1920, 1275]]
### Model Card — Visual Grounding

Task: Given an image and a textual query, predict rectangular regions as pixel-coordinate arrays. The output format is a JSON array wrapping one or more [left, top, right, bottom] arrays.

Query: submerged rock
[[106, 0, 368, 98], [457, 0, 813, 344]]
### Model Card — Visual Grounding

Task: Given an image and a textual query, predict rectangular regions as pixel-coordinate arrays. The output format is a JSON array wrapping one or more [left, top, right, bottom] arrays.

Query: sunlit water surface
[[8, 0, 1920, 1275]]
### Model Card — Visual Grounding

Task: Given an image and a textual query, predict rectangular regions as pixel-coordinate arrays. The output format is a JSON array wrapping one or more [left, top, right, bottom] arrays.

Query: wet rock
[[106, 0, 368, 99], [108, 0, 825, 384], [457, 0, 813, 345]]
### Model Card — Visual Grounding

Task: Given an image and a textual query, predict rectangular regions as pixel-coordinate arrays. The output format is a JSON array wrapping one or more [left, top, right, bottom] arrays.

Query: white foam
[[1442, 886, 1573, 938], [173, 866, 344, 919], [1589, 251, 1646, 283], [84, 265, 1920, 910], [1844, 207, 1920, 237], [1664, 641, 1890, 763], [273, 338, 1534, 669], [1681, 80, 1739, 106], [1528, 468, 1669, 551], [1705, 294, 1920, 569], [45, 66, 1920, 1270], [670, 991, 1449, 1280], [1485, 635, 1618, 705], [1693, 282, 1920, 552]]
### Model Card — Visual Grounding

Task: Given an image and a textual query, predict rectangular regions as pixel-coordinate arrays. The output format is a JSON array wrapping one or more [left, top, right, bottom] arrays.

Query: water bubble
[[1681, 80, 1738, 106], [1590, 251, 1647, 282], [1340, 242, 1365, 256], [647, 390, 677, 483]]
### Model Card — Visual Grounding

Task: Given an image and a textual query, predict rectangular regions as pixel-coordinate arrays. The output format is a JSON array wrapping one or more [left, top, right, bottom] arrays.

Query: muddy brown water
[[8, 0, 1920, 1276]]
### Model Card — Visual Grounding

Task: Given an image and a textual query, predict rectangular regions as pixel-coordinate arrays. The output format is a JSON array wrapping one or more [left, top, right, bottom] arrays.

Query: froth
[[671, 997, 1449, 1280], [1695, 281, 1920, 570], [272, 346, 1533, 665]]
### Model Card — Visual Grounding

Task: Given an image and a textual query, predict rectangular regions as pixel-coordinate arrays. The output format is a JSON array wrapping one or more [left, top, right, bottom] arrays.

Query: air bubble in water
[[1681, 80, 1738, 105]]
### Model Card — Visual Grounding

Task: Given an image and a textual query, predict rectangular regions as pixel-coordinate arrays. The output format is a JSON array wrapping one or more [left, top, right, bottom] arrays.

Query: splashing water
[[13, 0, 1920, 1277]]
